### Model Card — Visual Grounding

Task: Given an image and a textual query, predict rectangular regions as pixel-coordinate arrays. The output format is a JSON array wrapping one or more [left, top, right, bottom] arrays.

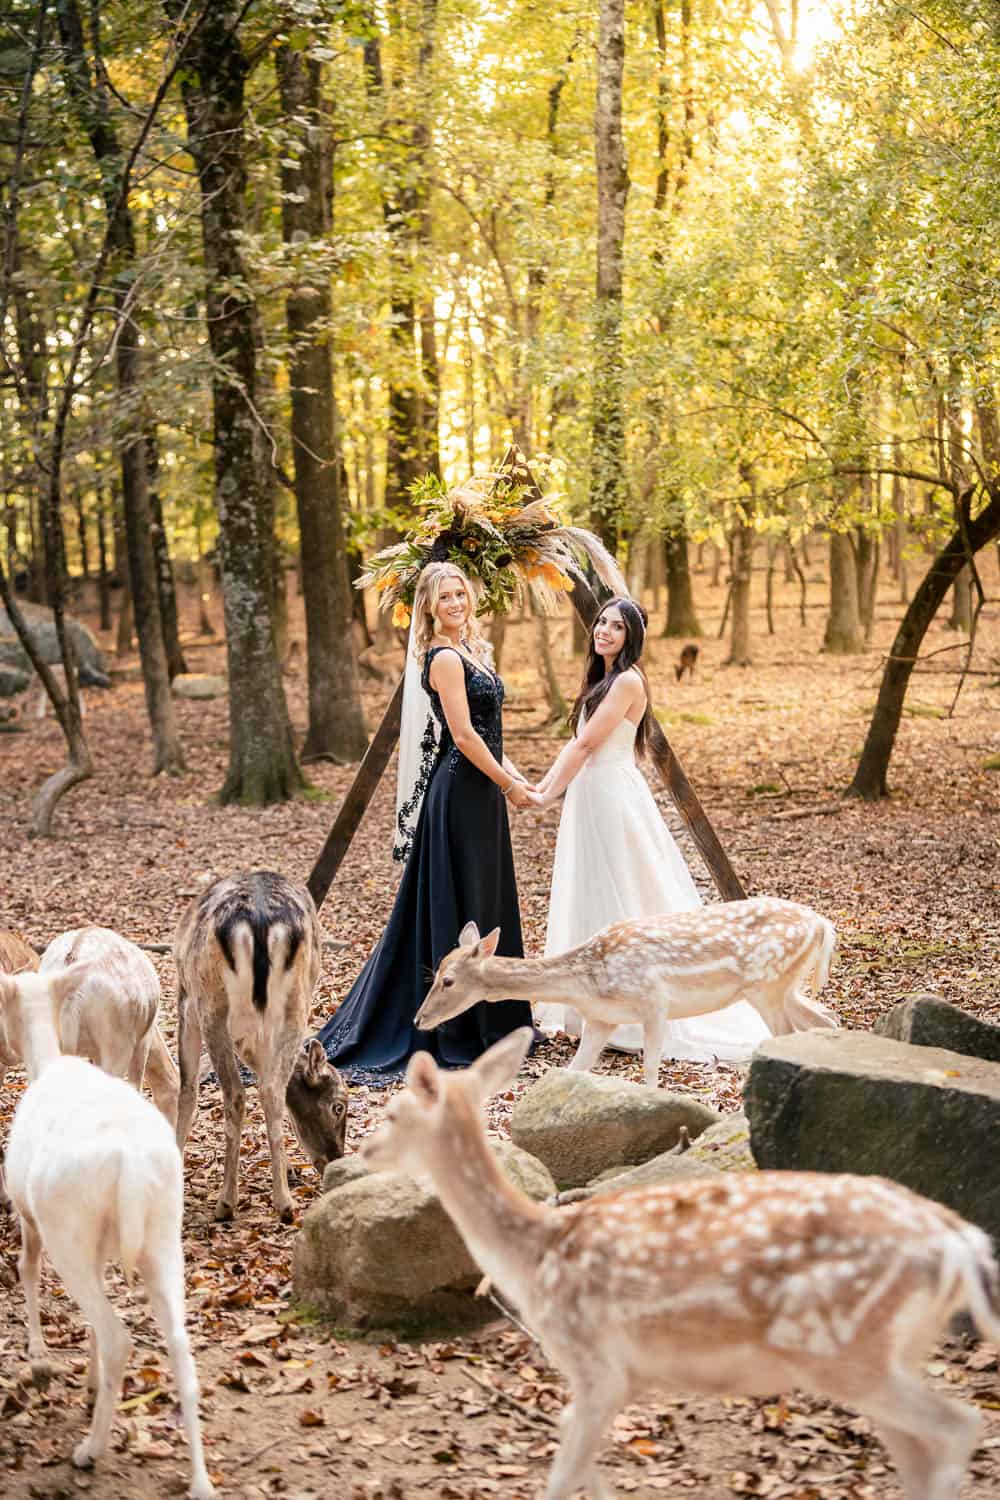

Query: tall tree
[[276, 42, 367, 764], [55, 0, 184, 773], [170, 0, 302, 803], [589, 0, 628, 552]]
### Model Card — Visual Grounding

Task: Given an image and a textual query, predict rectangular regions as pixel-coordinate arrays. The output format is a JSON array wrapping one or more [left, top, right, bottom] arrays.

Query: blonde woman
[[317, 563, 535, 1080]]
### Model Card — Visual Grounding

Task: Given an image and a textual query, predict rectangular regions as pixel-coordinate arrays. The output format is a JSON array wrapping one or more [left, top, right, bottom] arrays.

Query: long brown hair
[[569, 597, 653, 756]]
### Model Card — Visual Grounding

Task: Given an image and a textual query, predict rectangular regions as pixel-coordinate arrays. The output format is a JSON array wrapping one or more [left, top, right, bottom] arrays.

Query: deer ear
[[476, 927, 501, 959], [51, 961, 95, 1007], [405, 1049, 441, 1104], [458, 921, 481, 948], [304, 1038, 327, 1081], [472, 1026, 533, 1099]]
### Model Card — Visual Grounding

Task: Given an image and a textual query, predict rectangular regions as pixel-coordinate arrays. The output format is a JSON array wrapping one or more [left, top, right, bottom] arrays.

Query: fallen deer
[[174, 870, 339, 1222], [416, 896, 837, 1087], [0, 963, 214, 1498], [362, 1027, 1000, 1500]]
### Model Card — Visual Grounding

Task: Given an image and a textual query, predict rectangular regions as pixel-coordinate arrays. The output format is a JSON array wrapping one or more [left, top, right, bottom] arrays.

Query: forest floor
[[1, 553, 999, 1499]]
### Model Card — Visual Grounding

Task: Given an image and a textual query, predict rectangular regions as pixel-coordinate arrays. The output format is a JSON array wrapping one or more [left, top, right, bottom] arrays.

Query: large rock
[[875, 994, 1000, 1066], [576, 1151, 719, 1202], [293, 1139, 555, 1329], [0, 603, 110, 687], [684, 1112, 756, 1173], [0, 664, 30, 697], [172, 672, 227, 700], [509, 1068, 719, 1190], [746, 1030, 1000, 1245]]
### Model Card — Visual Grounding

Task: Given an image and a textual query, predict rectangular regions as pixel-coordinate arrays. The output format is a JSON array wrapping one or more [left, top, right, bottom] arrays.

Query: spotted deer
[[362, 1027, 1000, 1500], [416, 896, 837, 1087], [174, 871, 332, 1223]]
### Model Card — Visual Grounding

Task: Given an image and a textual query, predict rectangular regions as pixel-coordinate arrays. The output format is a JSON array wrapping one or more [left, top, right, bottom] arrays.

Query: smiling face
[[592, 604, 627, 666], [433, 572, 471, 634]]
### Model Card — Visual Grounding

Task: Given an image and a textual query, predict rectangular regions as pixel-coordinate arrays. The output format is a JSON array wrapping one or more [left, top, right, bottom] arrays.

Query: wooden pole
[[306, 675, 404, 909], [307, 450, 746, 908]]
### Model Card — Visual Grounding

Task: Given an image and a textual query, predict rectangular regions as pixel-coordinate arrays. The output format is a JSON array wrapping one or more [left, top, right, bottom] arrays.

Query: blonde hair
[[412, 562, 488, 663]]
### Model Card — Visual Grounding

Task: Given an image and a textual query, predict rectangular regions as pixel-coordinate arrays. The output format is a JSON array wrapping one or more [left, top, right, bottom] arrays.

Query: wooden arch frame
[[307, 451, 746, 910]]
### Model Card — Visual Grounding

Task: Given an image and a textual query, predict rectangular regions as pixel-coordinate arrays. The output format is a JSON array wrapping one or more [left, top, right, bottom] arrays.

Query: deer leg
[[175, 995, 203, 1154], [641, 1013, 667, 1089], [865, 1372, 981, 1500], [259, 1037, 300, 1224], [544, 1370, 624, 1500], [18, 1213, 53, 1385], [203, 1015, 245, 1222], [144, 1023, 180, 1127], [567, 1021, 615, 1076], [139, 1240, 215, 1500]]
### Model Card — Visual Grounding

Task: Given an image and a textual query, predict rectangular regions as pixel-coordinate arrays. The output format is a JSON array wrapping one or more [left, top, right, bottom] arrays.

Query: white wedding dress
[[535, 714, 770, 1063]]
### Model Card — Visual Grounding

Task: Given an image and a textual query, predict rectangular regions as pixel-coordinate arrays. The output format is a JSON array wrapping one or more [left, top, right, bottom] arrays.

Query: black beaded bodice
[[422, 646, 504, 761], [394, 646, 505, 863]]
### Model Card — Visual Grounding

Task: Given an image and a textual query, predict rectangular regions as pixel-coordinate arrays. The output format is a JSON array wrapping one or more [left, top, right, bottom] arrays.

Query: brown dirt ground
[[1, 548, 999, 1499]]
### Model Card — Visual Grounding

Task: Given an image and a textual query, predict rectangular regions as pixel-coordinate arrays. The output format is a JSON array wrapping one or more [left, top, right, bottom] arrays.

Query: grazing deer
[[174, 871, 330, 1222], [37, 927, 178, 1120], [675, 642, 699, 682], [416, 897, 837, 1087], [0, 929, 39, 977], [362, 1027, 1000, 1500], [285, 1038, 350, 1172], [0, 964, 214, 1498]]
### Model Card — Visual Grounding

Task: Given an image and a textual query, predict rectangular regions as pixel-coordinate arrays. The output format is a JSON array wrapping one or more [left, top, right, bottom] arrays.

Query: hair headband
[[608, 596, 646, 647]]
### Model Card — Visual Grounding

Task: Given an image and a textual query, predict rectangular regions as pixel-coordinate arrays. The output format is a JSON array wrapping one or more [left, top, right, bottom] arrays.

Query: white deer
[[0, 964, 214, 1499], [362, 1027, 1000, 1500], [416, 896, 837, 1087]]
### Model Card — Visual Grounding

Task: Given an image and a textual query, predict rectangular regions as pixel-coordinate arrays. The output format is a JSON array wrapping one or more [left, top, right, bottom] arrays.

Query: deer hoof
[[29, 1357, 54, 1391], [72, 1439, 97, 1470], [213, 1197, 235, 1223], [278, 1203, 295, 1225]]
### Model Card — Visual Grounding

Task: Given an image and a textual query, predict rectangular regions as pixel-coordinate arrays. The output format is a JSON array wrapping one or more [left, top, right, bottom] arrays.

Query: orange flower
[[375, 571, 399, 592], [392, 602, 411, 627]]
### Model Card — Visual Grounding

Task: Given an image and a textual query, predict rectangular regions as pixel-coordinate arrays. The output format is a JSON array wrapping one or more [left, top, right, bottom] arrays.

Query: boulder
[[574, 1151, 719, 1202], [875, 994, 1000, 1066], [509, 1068, 719, 1190], [293, 1139, 555, 1329], [172, 672, 227, 700], [0, 664, 30, 697], [684, 1112, 756, 1173], [745, 1030, 1000, 1244], [0, 603, 110, 687], [321, 1155, 368, 1194]]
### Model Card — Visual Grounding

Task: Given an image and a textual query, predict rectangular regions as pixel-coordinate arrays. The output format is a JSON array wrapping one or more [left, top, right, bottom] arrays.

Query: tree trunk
[[146, 432, 187, 678], [589, 0, 628, 552], [948, 563, 972, 631], [662, 529, 702, 637], [175, 0, 302, 803], [726, 522, 754, 666], [849, 488, 1000, 799], [855, 528, 878, 641], [56, 0, 184, 774], [95, 481, 112, 631], [765, 538, 776, 635], [277, 45, 368, 764], [823, 531, 865, 653], [73, 486, 89, 579]]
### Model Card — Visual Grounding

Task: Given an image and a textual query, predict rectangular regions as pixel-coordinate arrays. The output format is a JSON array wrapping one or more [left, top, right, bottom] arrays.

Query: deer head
[[414, 922, 502, 1030], [360, 1026, 532, 1177], [285, 1039, 349, 1171]]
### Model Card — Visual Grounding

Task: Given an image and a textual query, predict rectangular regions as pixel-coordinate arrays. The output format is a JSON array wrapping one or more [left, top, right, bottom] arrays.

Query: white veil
[[393, 617, 441, 862]]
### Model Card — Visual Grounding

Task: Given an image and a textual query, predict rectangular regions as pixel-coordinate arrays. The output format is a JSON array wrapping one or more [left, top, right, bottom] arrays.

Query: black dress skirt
[[316, 645, 532, 1081]]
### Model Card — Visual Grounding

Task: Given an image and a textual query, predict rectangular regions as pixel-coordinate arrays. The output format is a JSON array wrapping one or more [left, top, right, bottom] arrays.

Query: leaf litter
[[1, 575, 999, 1497]]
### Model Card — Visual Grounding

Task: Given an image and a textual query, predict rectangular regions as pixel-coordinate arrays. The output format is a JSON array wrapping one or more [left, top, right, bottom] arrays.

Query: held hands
[[506, 781, 544, 810]]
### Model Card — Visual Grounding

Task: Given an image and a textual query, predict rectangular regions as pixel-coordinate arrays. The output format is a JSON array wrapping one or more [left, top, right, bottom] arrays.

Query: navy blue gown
[[317, 645, 532, 1081]]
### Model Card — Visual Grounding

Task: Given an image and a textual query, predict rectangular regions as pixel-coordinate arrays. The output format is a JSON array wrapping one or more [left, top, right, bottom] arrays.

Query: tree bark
[[855, 528, 878, 641], [145, 431, 186, 678], [589, 0, 629, 551], [173, 0, 302, 803], [56, 0, 184, 773], [848, 487, 1000, 799], [276, 45, 368, 764], [823, 530, 865, 653], [726, 521, 754, 666], [662, 528, 702, 637], [95, 480, 112, 631]]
